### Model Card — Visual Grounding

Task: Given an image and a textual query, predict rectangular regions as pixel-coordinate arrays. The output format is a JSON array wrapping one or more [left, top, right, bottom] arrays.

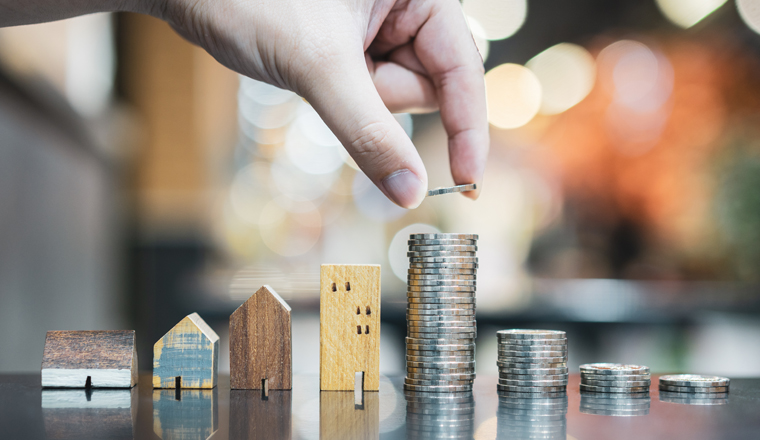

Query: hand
[[144, 0, 489, 208]]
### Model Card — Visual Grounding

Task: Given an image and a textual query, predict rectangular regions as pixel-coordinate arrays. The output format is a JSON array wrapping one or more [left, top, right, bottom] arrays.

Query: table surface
[[1, 373, 758, 440]]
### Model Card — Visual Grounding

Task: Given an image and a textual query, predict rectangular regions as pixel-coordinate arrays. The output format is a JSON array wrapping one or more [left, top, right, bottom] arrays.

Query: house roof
[[231, 285, 291, 317], [41, 330, 136, 370], [184, 313, 219, 343]]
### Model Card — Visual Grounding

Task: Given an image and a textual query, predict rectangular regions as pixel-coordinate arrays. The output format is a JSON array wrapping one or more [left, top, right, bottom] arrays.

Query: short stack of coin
[[405, 233, 478, 393], [405, 391, 475, 440], [580, 392, 650, 416], [658, 374, 729, 395], [497, 393, 568, 439], [580, 363, 651, 394], [496, 330, 568, 395]]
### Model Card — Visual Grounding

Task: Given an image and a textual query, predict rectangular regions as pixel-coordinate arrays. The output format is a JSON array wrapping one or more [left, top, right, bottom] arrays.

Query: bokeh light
[[485, 63, 542, 129], [737, 0, 760, 34], [259, 198, 322, 257], [526, 43, 596, 115], [270, 151, 338, 202], [388, 223, 441, 282], [462, 0, 527, 41], [229, 162, 271, 224], [656, 0, 727, 28]]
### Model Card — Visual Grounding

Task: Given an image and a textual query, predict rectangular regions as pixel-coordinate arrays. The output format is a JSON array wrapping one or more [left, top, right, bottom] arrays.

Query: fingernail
[[381, 169, 426, 209]]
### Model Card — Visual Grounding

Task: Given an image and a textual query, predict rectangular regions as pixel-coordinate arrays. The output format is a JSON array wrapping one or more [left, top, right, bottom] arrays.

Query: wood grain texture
[[153, 313, 219, 389], [41, 330, 138, 388], [229, 390, 291, 440], [320, 265, 381, 391], [230, 285, 292, 390], [152, 389, 218, 440], [319, 391, 379, 440]]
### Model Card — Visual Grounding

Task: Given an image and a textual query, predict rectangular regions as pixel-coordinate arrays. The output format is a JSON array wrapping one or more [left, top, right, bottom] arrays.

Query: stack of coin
[[497, 393, 567, 439], [405, 233, 478, 393], [580, 363, 651, 394], [496, 330, 568, 394], [580, 392, 650, 416], [405, 391, 475, 440], [658, 374, 729, 395]]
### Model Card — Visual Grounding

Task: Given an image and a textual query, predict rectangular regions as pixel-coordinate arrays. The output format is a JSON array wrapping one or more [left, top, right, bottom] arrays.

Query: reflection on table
[[230, 389, 292, 440], [405, 391, 475, 440], [320, 391, 379, 440], [497, 391, 567, 439], [152, 389, 218, 440], [659, 391, 729, 406], [580, 391, 650, 416], [41, 388, 137, 440]]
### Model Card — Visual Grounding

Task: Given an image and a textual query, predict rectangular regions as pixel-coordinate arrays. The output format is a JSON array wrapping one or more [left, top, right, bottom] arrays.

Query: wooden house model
[[320, 264, 381, 391], [153, 313, 219, 389], [41, 330, 138, 388], [230, 285, 292, 390]]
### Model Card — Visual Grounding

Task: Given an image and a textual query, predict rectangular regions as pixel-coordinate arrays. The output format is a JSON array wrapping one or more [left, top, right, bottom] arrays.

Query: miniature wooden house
[[153, 313, 220, 389], [41, 330, 138, 388], [320, 264, 381, 391], [230, 285, 292, 390]]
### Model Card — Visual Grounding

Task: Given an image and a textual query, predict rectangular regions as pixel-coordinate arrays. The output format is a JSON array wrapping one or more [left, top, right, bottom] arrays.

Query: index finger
[[413, 0, 489, 199]]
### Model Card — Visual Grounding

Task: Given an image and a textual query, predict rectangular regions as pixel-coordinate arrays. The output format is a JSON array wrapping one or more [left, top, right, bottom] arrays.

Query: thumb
[[300, 50, 428, 209]]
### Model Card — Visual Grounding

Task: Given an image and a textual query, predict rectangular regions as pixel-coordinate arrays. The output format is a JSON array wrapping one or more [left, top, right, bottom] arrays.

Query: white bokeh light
[[485, 63, 542, 129], [463, 0, 527, 41], [388, 223, 441, 282], [656, 0, 727, 28], [526, 43, 596, 115], [738, 0, 760, 34]]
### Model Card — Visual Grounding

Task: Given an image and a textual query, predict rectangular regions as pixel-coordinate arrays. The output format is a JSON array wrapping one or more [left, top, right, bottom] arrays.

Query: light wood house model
[[320, 264, 381, 391]]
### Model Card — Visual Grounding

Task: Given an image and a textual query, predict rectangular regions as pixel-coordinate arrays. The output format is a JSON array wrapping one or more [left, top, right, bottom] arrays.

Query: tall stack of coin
[[580, 363, 651, 394], [496, 330, 568, 394], [405, 391, 475, 440], [659, 375, 729, 395], [580, 392, 650, 416], [497, 393, 567, 439], [405, 233, 478, 393]]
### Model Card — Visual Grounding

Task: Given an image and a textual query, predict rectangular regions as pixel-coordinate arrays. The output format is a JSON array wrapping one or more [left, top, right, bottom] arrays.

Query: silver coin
[[658, 375, 729, 387], [580, 384, 650, 393], [408, 269, 477, 277], [497, 361, 567, 369], [497, 355, 567, 363], [408, 286, 477, 293], [406, 354, 474, 362], [407, 334, 477, 341], [407, 373, 477, 380], [407, 317, 476, 324], [409, 257, 479, 263], [582, 379, 651, 387], [407, 361, 476, 369], [408, 320, 477, 327], [496, 385, 566, 393], [408, 239, 478, 246], [497, 350, 567, 358], [405, 378, 473, 386], [408, 274, 477, 281], [497, 330, 566, 340], [406, 368, 475, 375], [404, 384, 474, 392], [407, 309, 475, 316], [498, 343, 567, 352], [409, 233, 479, 240], [658, 385, 728, 393], [408, 324, 477, 331], [407, 349, 475, 356], [408, 245, 478, 252], [498, 367, 568, 376], [408, 279, 477, 286], [581, 373, 650, 382], [499, 373, 567, 382], [406, 337, 475, 345], [409, 263, 479, 269], [426, 184, 477, 196], [408, 297, 476, 304], [498, 379, 568, 387], [408, 293, 477, 300], [407, 342, 476, 350], [407, 303, 475, 309], [579, 363, 650, 375], [498, 338, 567, 346]]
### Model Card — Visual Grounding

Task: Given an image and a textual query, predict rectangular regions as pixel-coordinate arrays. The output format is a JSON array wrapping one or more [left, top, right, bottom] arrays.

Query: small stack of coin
[[496, 330, 568, 394], [580, 392, 650, 416], [658, 374, 729, 395], [497, 393, 567, 439], [580, 363, 651, 394], [405, 391, 475, 440], [405, 233, 478, 393]]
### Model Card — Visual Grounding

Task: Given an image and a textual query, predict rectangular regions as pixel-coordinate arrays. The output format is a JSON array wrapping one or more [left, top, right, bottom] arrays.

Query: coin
[[407, 373, 477, 381], [658, 375, 729, 387], [658, 385, 728, 393], [582, 379, 651, 387], [427, 183, 477, 196], [497, 350, 567, 358], [409, 263, 478, 269], [497, 361, 567, 369], [408, 239, 478, 246], [498, 343, 567, 351], [498, 338, 567, 346], [497, 330, 566, 340], [408, 245, 478, 252], [404, 384, 474, 392], [581, 373, 650, 382], [579, 363, 650, 375], [408, 279, 477, 286], [407, 303, 475, 309], [580, 384, 650, 393], [496, 385, 566, 393], [498, 379, 569, 387], [499, 373, 567, 381], [408, 274, 477, 280], [407, 320, 477, 327], [408, 297, 476, 304], [407, 309, 474, 316], [407, 344, 476, 352], [410, 233, 479, 239], [406, 337, 475, 345], [499, 367, 568, 376]]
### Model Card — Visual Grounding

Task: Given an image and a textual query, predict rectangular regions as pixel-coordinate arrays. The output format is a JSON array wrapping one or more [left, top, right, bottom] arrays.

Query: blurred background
[[2, 0, 760, 397]]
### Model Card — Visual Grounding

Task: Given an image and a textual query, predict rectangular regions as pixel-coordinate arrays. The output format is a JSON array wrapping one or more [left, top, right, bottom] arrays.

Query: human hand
[[143, 0, 489, 208]]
